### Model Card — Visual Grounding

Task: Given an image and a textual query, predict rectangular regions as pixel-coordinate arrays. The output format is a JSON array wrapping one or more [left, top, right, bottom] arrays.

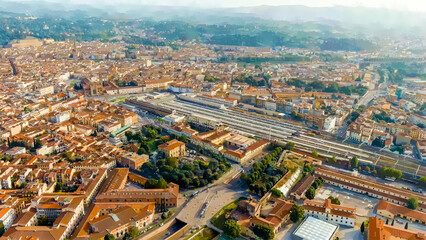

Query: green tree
[[240, 173, 248, 181], [312, 178, 323, 189], [291, 111, 302, 121], [104, 234, 115, 240], [128, 226, 139, 238], [360, 221, 365, 233], [419, 176, 426, 187], [365, 166, 371, 172], [34, 139, 42, 149], [290, 203, 305, 223], [223, 219, 241, 239], [157, 178, 168, 189], [55, 182, 63, 192], [372, 137, 385, 148], [253, 224, 275, 240], [351, 156, 358, 169], [144, 179, 158, 189], [165, 157, 179, 168], [405, 222, 408, 229], [312, 151, 319, 158], [379, 167, 402, 179], [271, 188, 283, 198], [123, 233, 132, 240], [328, 196, 340, 205], [305, 186, 316, 199], [38, 215, 49, 226], [62, 152, 72, 160], [0, 222, 4, 237], [407, 196, 419, 210], [284, 141, 295, 151]]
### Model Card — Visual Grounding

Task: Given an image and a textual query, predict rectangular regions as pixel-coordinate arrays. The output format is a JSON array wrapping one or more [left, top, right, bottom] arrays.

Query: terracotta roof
[[265, 199, 293, 225], [245, 140, 270, 151], [316, 167, 426, 210], [368, 217, 425, 240], [377, 200, 426, 223], [290, 174, 315, 196], [158, 139, 185, 152]]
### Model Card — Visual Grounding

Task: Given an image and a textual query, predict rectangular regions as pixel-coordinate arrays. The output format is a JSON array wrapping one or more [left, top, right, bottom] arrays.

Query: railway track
[[158, 99, 425, 176]]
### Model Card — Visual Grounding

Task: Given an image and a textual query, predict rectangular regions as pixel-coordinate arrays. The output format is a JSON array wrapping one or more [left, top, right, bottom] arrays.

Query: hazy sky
[[12, 0, 426, 12]]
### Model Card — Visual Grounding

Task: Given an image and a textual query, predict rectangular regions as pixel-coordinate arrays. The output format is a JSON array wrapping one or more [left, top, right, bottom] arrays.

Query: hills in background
[[0, 0, 424, 49], [1, 1, 425, 28]]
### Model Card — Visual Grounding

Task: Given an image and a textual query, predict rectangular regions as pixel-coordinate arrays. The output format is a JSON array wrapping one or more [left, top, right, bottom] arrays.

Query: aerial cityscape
[[0, 0, 424, 240]]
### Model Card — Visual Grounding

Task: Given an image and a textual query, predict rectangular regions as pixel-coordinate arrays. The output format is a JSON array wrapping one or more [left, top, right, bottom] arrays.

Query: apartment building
[[2, 197, 85, 240], [0, 208, 15, 231], [98, 119, 122, 133], [86, 205, 154, 240]]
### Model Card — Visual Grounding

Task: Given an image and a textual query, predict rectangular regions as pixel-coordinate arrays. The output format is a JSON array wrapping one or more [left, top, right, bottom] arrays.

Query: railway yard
[[143, 96, 426, 177]]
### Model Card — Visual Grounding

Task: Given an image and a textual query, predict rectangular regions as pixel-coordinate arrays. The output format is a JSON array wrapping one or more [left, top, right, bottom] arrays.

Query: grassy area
[[184, 226, 206, 240], [211, 197, 246, 230], [282, 159, 300, 172], [111, 96, 127, 103], [192, 228, 219, 240]]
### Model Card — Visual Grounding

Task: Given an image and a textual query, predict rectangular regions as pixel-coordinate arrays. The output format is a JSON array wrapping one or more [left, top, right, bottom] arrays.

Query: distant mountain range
[[1, 1, 425, 27], [0, 0, 424, 44]]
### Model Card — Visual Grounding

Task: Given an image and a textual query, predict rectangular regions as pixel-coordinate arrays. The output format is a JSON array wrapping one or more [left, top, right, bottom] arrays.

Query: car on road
[[191, 191, 200, 197], [385, 177, 396, 182]]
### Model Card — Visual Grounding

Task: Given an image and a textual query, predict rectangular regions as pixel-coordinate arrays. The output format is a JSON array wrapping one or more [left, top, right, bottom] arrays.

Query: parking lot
[[315, 184, 379, 223]]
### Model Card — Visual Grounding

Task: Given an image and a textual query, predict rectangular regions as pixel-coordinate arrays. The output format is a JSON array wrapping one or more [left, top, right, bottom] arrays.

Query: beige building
[[120, 152, 149, 170], [377, 200, 426, 225], [158, 139, 186, 158]]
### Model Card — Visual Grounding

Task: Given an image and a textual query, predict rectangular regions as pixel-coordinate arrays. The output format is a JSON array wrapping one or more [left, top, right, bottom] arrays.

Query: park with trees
[[126, 124, 231, 189], [245, 147, 287, 196], [223, 219, 241, 239], [141, 154, 231, 189], [253, 224, 275, 240]]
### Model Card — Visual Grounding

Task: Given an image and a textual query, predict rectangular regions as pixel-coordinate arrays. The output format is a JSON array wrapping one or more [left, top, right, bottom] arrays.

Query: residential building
[[85, 205, 154, 240], [0, 208, 15, 231]]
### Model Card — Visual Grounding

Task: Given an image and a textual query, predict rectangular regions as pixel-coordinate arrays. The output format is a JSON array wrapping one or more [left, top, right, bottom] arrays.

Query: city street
[[176, 176, 250, 227]]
